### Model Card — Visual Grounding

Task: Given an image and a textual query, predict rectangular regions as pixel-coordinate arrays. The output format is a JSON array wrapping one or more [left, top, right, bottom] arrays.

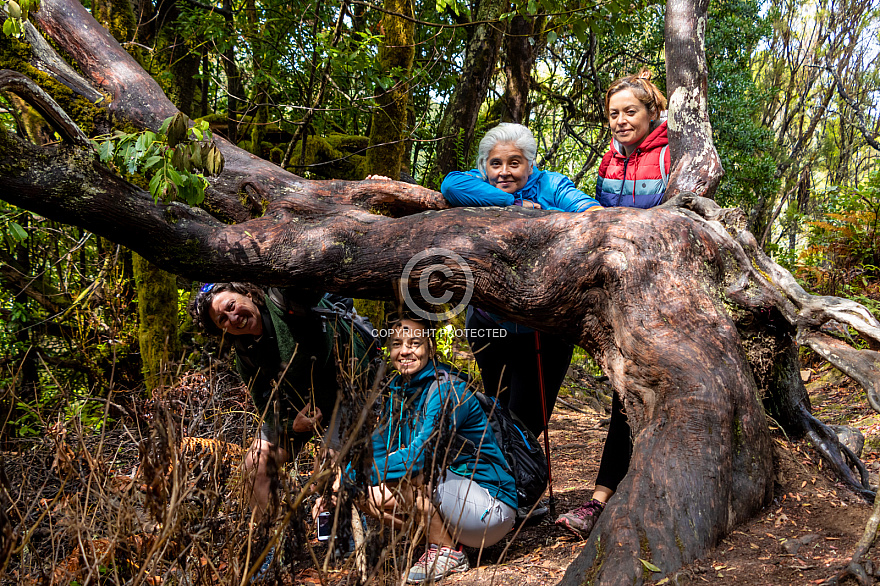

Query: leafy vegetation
[[92, 114, 225, 205]]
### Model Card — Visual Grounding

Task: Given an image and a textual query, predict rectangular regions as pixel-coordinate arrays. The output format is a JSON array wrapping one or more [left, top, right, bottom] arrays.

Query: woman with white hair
[[440, 122, 602, 212], [439, 124, 600, 520]]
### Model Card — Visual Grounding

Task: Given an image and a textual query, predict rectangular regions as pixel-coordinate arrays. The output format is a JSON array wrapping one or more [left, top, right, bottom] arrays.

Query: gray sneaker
[[555, 498, 606, 538], [406, 544, 469, 584]]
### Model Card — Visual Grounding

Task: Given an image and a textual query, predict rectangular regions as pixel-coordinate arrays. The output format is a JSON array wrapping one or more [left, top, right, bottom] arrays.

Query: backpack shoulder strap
[[659, 145, 670, 191], [311, 296, 381, 358], [266, 287, 311, 318]]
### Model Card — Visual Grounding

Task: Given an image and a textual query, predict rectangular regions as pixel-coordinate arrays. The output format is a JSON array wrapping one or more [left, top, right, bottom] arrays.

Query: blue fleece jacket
[[371, 362, 518, 509], [441, 167, 601, 212]]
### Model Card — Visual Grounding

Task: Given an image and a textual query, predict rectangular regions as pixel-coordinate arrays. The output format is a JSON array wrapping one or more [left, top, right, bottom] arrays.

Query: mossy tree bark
[[365, 0, 415, 179], [497, 15, 544, 124], [132, 254, 180, 392], [91, 0, 138, 49]]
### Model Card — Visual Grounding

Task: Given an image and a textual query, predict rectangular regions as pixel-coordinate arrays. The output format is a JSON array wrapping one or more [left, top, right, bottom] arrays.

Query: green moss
[[93, 0, 138, 49], [269, 146, 284, 165], [132, 253, 180, 392], [326, 133, 370, 151], [286, 135, 368, 180], [369, 204, 394, 217], [238, 191, 250, 208], [582, 535, 607, 586], [196, 113, 227, 124], [249, 122, 263, 156], [365, 0, 414, 178], [353, 299, 385, 333], [0, 35, 110, 136], [732, 416, 744, 454]]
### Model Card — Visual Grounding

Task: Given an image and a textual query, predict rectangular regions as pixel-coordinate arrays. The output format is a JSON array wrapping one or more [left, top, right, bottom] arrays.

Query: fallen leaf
[[639, 558, 661, 572]]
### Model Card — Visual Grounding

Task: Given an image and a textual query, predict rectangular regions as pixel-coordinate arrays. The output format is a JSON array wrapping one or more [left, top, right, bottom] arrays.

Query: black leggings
[[595, 391, 632, 491], [466, 308, 574, 438]]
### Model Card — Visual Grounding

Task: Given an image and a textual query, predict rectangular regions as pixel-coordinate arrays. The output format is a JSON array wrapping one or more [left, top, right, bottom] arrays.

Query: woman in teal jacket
[[364, 314, 516, 584]]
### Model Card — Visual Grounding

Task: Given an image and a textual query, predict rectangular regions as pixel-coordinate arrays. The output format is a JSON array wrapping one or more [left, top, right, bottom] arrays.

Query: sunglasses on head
[[200, 283, 215, 293]]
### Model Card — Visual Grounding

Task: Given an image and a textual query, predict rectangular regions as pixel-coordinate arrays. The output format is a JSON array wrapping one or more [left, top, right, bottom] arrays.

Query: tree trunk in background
[[664, 0, 724, 199], [498, 15, 543, 124], [91, 0, 138, 50], [132, 254, 179, 392], [153, 0, 200, 118], [433, 0, 506, 178], [366, 0, 415, 178], [243, 0, 268, 155], [221, 0, 243, 144], [167, 41, 200, 118], [91, 0, 185, 391]]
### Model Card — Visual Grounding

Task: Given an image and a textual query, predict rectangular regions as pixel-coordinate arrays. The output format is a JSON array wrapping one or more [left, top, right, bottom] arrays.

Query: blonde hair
[[604, 69, 668, 121]]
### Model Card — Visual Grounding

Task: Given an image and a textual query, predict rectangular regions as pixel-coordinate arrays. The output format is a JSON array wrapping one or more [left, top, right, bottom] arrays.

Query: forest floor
[[4, 357, 880, 585]]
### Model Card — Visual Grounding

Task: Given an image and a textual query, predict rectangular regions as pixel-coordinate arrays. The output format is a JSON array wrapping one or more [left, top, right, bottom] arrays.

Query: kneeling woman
[[364, 315, 517, 584]]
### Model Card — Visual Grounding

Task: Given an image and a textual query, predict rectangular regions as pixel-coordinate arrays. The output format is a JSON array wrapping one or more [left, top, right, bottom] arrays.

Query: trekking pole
[[534, 331, 556, 514]]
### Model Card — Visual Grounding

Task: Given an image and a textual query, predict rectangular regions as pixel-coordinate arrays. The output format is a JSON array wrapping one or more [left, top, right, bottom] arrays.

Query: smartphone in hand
[[317, 511, 332, 541]]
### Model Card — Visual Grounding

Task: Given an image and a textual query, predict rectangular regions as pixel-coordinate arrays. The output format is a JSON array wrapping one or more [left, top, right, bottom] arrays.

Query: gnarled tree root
[[799, 404, 875, 501]]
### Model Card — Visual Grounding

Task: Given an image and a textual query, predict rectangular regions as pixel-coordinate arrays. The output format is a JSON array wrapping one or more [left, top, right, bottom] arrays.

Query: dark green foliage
[[93, 116, 225, 206], [0, 205, 143, 439]]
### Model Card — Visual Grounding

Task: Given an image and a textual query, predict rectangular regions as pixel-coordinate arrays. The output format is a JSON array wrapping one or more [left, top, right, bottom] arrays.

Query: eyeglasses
[[199, 283, 215, 293]]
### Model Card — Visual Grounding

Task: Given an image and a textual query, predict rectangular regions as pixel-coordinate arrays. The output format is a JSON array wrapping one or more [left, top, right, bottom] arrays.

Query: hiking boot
[[515, 503, 549, 527], [406, 544, 469, 584], [555, 498, 606, 538]]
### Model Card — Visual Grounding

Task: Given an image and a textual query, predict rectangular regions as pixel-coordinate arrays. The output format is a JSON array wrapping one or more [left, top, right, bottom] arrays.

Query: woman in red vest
[[595, 69, 670, 209]]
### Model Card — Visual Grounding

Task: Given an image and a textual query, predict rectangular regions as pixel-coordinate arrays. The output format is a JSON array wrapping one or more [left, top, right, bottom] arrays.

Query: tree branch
[[0, 71, 90, 147], [823, 64, 880, 152]]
